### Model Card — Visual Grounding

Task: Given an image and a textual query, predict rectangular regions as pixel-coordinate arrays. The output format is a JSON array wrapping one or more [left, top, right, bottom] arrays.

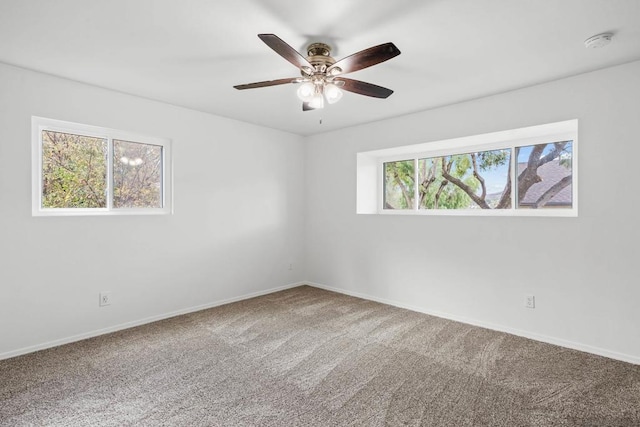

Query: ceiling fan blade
[[327, 42, 400, 76], [258, 34, 314, 72], [338, 78, 394, 98], [234, 77, 297, 90]]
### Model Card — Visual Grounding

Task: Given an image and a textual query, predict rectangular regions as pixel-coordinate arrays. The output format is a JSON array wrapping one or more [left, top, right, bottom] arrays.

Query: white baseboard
[[0, 282, 305, 361], [5, 281, 638, 366], [305, 281, 640, 366]]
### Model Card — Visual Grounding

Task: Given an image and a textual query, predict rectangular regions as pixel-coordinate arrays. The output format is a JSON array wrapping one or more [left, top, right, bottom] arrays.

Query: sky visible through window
[[479, 159, 509, 195]]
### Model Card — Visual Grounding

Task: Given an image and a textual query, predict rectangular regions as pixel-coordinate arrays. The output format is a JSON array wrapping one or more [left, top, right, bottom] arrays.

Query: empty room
[[1, 1, 639, 426]]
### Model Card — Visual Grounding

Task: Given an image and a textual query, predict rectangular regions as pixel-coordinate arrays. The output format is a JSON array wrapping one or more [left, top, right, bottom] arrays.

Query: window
[[32, 117, 172, 216], [384, 160, 415, 209], [357, 120, 577, 216], [417, 148, 512, 210], [515, 141, 573, 210], [112, 139, 163, 209]]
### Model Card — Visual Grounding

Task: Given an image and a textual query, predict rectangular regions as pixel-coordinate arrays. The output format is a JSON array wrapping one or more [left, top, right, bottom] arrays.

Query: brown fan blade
[[258, 34, 314, 72], [302, 102, 315, 111], [234, 78, 297, 90], [327, 42, 400, 76], [338, 78, 394, 98]]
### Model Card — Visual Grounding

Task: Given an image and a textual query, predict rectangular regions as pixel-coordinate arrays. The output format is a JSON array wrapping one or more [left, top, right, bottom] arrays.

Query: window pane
[[42, 130, 107, 208], [113, 140, 163, 208], [384, 160, 414, 209], [419, 149, 511, 209], [516, 141, 572, 209]]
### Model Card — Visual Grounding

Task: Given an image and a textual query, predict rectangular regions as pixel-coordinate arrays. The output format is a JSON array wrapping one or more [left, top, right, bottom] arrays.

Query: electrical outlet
[[99, 292, 112, 307], [525, 295, 535, 309]]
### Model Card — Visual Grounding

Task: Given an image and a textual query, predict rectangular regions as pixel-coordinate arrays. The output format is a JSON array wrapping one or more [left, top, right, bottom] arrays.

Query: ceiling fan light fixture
[[324, 83, 343, 104], [309, 92, 324, 109], [296, 82, 315, 102]]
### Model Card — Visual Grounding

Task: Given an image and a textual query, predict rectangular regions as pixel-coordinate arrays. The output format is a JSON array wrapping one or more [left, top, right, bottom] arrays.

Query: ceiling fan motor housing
[[305, 43, 336, 74]]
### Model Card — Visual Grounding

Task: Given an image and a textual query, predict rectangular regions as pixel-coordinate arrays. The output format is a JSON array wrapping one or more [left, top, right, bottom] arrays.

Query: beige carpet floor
[[1, 285, 639, 426]]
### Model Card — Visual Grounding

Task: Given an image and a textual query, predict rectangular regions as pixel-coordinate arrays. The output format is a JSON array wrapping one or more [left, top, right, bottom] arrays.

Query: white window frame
[[357, 120, 578, 217], [32, 116, 173, 216]]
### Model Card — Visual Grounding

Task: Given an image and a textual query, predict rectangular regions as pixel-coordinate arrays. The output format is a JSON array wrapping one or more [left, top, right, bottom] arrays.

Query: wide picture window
[[33, 117, 172, 216], [358, 120, 577, 216]]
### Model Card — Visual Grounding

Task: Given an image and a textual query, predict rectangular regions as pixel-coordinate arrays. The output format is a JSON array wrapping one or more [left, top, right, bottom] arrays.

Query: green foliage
[[420, 152, 509, 209], [453, 154, 471, 177], [41, 132, 163, 209], [42, 131, 107, 208], [384, 160, 415, 209], [478, 149, 509, 171], [419, 157, 476, 209], [384, 142, 574, 211]]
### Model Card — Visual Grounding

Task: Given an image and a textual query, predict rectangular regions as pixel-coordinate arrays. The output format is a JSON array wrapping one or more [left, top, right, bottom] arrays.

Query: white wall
[[3, 59, 639, 364], [0, 63, 306, 358], [304, 60, 640, 364]]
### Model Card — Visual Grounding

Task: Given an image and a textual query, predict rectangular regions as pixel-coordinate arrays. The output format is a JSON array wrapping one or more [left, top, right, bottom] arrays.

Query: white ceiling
[[1, 0, 639, 136]]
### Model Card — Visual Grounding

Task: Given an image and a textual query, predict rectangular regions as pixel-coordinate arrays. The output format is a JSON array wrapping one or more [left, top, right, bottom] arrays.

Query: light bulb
[[120, 156, 129, 164], [296, 82, 315, 102], [324, 83, 343, 104], [309, 92, 324, 109]]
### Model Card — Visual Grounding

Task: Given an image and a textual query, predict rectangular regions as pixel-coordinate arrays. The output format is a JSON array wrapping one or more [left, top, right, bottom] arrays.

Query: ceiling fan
[[234, 34, 401, 111]]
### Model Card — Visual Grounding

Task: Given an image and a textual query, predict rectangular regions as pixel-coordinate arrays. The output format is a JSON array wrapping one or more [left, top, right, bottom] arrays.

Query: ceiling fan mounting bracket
[[306, 43, 331, 57]]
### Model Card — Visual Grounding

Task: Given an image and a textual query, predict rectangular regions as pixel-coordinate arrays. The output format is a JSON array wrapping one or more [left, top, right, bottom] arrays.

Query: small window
[[42, 130, 108, 209], [516, 141, 573, 209], [418, 149, 511, 210], [32, 117, 172, 216], [356, 119, 577, 216], [113, 139, 163, 209], [384, 160, 415, 210]]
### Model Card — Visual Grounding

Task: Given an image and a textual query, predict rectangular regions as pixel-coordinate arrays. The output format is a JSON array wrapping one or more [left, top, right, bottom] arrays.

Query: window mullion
[[413, 158, 419, 210], [107, 137, 113, 211], [511, 147, 516, 210]]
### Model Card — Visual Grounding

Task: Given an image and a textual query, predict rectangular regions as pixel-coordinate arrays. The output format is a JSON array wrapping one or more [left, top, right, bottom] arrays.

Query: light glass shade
[[309, 92, 324, 109], [296, 82, 315, 102], [324, 83, 343, 104]]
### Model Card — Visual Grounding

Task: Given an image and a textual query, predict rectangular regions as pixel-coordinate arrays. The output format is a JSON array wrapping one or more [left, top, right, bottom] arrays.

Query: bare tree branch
[[471, 153, 487, 200], [496, 160, 512, 209], [434, 180, 448, 209], [517, 144, 545, 203], [394, 174, 413, 209], [532, 175, 572, 208], [441, 156, 491, 209], [517, 141, 571, 204], [419, 161, 437, 206]]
